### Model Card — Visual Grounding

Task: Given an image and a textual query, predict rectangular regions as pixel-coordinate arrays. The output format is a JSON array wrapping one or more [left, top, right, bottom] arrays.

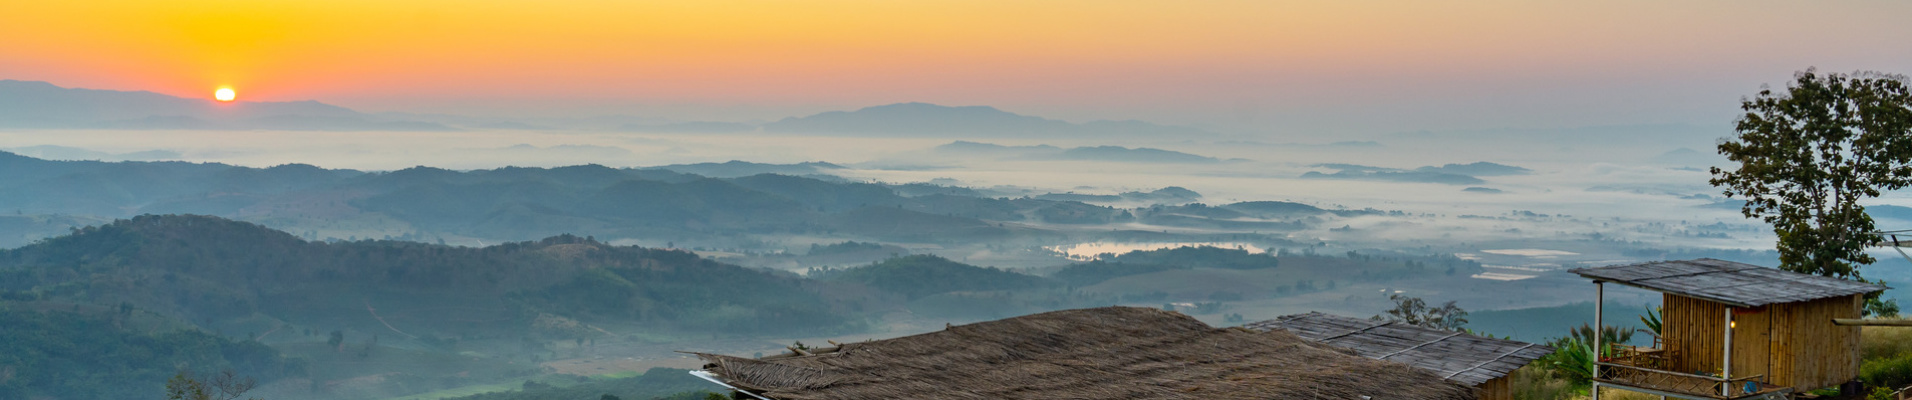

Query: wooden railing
[[1595, 344, 1787, 399]]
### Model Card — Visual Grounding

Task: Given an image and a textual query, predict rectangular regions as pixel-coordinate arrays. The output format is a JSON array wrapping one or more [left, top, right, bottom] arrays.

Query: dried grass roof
[[692, 307, 1477, 400], [1246, 312, 1553, 386], [1570, 258, 1887, 307]]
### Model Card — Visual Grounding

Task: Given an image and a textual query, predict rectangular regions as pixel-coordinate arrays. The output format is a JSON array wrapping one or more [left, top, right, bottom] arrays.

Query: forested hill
[[0, 214, 864, 337], [0, 152, 1149, 246], [813, 254, 1057, 299]]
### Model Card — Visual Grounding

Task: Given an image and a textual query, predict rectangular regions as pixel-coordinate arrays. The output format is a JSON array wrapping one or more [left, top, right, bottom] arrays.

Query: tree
[[327, 331, 344, 351], [1711, 69, 1912, 317], [1712, 69, 1912, 280], [164, 370, 259, 400], [1372, 294, 1468, 331]]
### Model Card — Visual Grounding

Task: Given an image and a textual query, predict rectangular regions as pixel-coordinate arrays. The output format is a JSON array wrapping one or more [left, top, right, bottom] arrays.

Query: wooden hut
[[1571, 258, 1888, 400], [687, 306, 1479, 400], [1247, 312, 1555, 400]]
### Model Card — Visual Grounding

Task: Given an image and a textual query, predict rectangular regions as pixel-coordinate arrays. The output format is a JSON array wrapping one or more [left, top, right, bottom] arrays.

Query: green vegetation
[[814, 255, 1055, 299], [1710, 69, 1912, 315], [0, 307, 302, 400], [0, 215, 859, 338], [1372, 294, 1468, 331], [1049, 261, 1187, 287], [1862, 326, 1912, 398]]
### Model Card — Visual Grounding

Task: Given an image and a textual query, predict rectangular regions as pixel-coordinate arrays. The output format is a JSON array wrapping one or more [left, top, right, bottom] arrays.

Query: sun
[[214, 87, 236, 102]]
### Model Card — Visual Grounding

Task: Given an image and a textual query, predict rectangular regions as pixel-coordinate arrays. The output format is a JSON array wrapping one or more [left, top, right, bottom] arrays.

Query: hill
[[0, 153, 1183, 245], [0, 306, 304, 400], [0, 80, 451, 131], [814, 255, 1056, 299], [0, 214, 860, 336]]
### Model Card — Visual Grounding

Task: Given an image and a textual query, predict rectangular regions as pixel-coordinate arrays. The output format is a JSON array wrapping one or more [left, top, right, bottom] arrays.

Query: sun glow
[[214, 87, 236, 102]]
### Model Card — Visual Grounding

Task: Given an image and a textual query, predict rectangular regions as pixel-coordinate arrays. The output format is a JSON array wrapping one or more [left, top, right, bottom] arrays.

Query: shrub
[[1861, 353, 1912, 392]]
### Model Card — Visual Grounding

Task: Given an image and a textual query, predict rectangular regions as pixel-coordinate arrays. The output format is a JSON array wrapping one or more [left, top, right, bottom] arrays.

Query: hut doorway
[[1731, 306, 1770, 380]]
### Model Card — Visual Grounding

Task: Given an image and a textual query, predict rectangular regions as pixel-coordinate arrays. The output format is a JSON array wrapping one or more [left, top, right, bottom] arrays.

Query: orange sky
[[2, 1, 1909, 132]]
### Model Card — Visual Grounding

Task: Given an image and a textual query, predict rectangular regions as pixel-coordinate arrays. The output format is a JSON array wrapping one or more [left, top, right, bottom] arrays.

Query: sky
[[3, 1, 1910, 135]]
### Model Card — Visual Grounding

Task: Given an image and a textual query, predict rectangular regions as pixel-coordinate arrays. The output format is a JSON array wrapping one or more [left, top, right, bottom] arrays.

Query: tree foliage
[[1372, 294, 1468, 331], [1711, 69, 1912, 280], [813, 255, 1055, 299], [0, 308, 299, 400]]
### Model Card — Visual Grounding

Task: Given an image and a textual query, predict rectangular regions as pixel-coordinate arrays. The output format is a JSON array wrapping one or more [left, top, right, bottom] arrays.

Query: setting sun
[[214, 87, 235, 102]]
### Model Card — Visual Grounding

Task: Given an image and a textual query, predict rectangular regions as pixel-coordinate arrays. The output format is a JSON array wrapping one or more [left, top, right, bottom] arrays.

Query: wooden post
[[1722, 306, 1732, 397], [1593, 281, 1604, 400]]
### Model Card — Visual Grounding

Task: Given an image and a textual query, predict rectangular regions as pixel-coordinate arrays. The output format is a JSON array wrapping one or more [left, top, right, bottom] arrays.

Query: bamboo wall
[[1664, 294, 1730, 376], [1477, 375, 1510, 400], [1661, 293, 1862, 391], [1767, 295, 1862, 390]]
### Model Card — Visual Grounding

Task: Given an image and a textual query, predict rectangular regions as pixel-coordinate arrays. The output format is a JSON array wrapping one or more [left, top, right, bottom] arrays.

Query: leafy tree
[[1372, 294, 1467, 331], [1711, 69, 1912, 280], [163, 370, 260, 400], [327, 331, 344, 351]]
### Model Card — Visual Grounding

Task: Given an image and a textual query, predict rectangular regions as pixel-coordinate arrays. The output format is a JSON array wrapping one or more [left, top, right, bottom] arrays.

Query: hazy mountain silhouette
[[763, 102, 1212, 137], [1298, 162, 1531, 185], [0, 80, 453, 131], [1412, 162, 1532, 176], [932, 141, 1226, 163]]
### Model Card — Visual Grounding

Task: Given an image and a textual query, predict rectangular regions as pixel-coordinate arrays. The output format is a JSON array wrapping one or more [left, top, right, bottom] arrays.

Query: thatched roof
[[1247, 312, 1553, 386], [692, 307, 1477, 400], [1570, 258, 1887, 307]]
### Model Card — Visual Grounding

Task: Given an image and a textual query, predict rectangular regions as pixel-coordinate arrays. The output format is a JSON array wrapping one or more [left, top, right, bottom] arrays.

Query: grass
[[1864, 323, 1912, 361]]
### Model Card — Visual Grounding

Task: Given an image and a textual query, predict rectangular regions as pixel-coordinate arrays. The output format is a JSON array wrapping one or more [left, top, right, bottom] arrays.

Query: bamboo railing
[[1596, 344, 1789, 400]]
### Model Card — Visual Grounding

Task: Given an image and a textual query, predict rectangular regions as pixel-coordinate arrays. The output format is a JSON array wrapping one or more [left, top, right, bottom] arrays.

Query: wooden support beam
[[1832, 318, 1912, 326]]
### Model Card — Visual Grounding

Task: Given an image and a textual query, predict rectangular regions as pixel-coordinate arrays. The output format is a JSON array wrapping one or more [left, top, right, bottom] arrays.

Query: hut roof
[[1245, 312, 1553, 386], [1569, 258, 1887, 307], [691, 307, 1476, 400]]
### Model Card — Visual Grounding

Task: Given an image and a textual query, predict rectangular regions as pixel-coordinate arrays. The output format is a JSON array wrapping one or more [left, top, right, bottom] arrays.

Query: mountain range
[[0, 80, 453, 131], [0, 80, 1209, 137]]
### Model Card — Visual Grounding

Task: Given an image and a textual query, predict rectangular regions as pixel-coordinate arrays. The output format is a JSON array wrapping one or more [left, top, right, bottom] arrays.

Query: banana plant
[[1641, 306, 1663, 338]]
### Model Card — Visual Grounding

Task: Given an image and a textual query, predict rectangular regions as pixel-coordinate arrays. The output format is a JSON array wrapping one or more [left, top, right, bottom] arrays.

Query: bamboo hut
[[688, 306, 1479, 400], [1247, 312, 1555, 400], [1571, 258, 1888, 400]]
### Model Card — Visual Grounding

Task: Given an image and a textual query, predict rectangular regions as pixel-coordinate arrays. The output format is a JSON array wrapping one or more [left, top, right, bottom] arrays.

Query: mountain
[[1413, 162, 1531, 176], [643, 161, 845, 178], [931, 141, 1226, 164], [931, 141, 1062, 156], [813, 254, 1056, 299], [3, 145, 181, 161], [1299, 163, 1490, 185], [763, 102, 1211, 137], [1052, 146, 1223, 163], [0, 80, 452, 131], [0, 214, 859, 335], [0, 152, 1201, 245]]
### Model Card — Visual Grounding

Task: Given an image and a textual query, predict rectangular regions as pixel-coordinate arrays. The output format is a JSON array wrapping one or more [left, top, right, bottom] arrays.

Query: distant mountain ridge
[[1299, 161, 1530, 185], [765, 102, 1212, 137], [932, 141, 1230, 163], [0, 80, 453, 131]]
